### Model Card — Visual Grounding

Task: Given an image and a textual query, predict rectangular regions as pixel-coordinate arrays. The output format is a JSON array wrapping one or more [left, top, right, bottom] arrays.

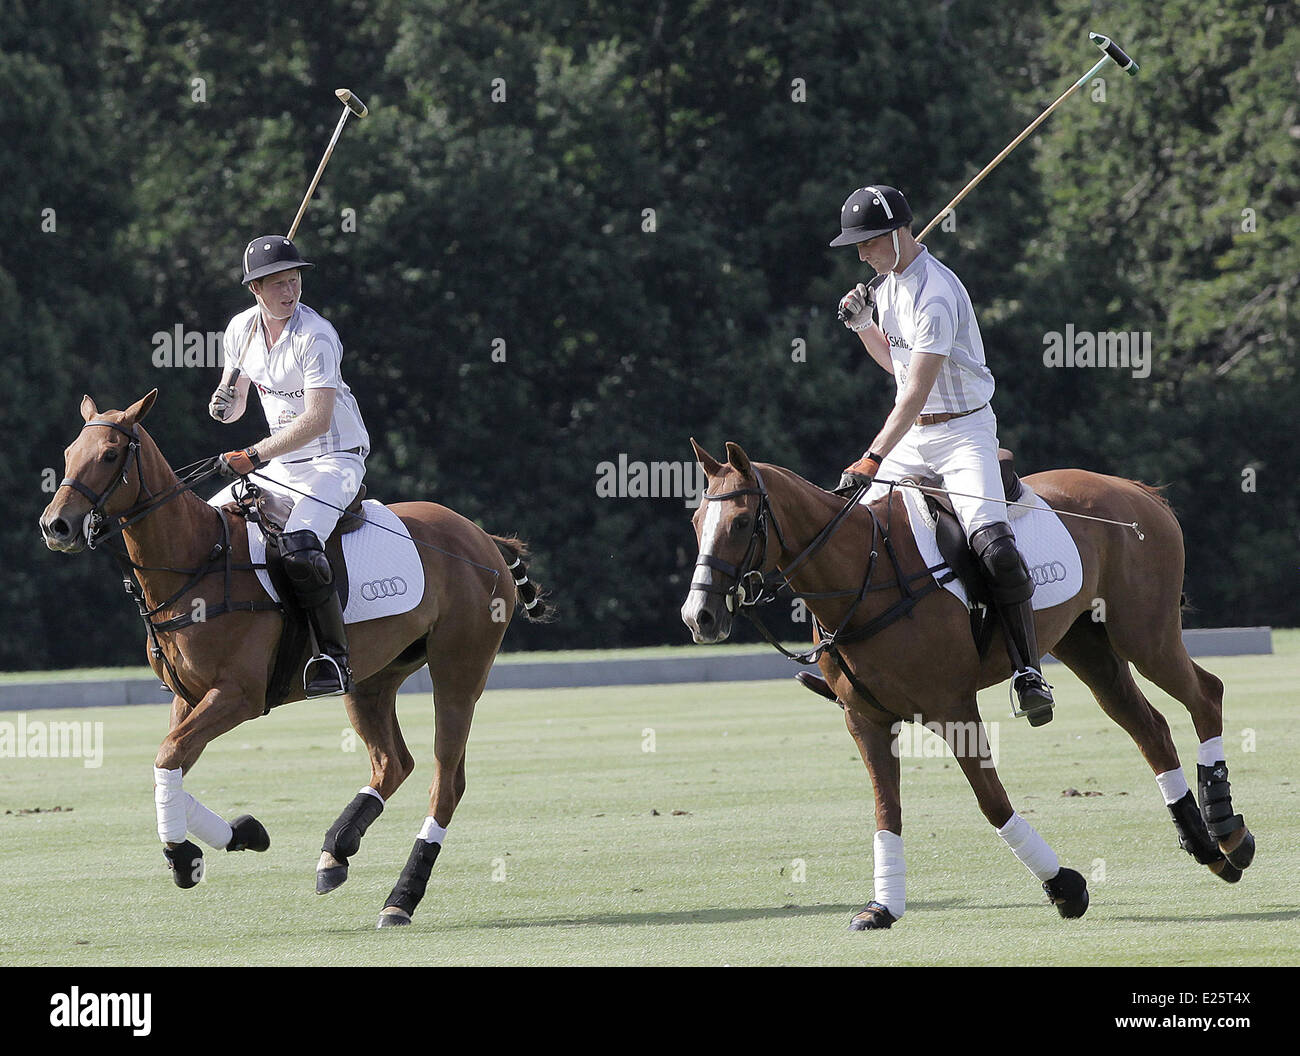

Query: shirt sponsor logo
[[255, 382, 305, 399]]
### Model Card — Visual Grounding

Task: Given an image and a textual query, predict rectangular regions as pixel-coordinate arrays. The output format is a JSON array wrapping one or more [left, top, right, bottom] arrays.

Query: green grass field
[[1, 645, 1296, 966]]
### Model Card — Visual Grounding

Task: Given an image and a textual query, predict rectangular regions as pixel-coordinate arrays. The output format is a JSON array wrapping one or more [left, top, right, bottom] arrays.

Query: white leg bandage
[[997, 811, 1059, 882], [1155, 768, 1190, 806], [873, 830, 905, 918], [154, 766, 189, 844], [186, 797, 233, 849], [153, 766, 233, 848], [1197, 736, 1225, 767], [418, 816, 447, 845]]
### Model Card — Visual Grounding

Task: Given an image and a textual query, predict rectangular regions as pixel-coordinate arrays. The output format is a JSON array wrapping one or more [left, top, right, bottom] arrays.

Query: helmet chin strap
[[890, 229, 900, 272]]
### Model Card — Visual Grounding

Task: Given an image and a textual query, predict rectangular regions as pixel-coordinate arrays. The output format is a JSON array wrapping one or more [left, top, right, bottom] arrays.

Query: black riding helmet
[[829, 186, 913, 247], [242, 235, 314, 284]]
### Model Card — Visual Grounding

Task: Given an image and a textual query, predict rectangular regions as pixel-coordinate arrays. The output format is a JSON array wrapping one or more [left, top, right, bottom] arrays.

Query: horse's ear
[[80, 395, 98, 422], [690, 437, 723, 476], [123, 389, 158, 425], [724, 442, 752, 477]]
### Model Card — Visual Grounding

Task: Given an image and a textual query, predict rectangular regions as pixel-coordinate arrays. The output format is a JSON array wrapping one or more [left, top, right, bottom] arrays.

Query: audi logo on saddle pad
[[360, 577, 408, 601], [1030, 561, 1068, 586]]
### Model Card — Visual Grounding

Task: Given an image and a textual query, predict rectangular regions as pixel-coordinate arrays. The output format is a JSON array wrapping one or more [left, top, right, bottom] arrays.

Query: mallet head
[[1090, 32, 1140, 76], [335, 88, 369, 118]]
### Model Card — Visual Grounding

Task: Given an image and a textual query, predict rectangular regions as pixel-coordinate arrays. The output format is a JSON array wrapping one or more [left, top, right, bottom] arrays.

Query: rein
[[693, 470, 946, 716]]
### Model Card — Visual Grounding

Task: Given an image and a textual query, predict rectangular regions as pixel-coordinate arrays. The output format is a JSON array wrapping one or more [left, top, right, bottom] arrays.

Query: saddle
[[902, 449, 1022, 657], [224, 483, 371, 712]]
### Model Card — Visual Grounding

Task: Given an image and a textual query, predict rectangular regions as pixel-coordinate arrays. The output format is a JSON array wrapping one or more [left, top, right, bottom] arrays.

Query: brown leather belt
[[916, 404, 985, 427]]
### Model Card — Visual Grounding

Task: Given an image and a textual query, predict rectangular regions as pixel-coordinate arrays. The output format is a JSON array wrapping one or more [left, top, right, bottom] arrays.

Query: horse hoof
[[1208, 857, 1242, 884], [376, 908, 411, 928], [316, 865, 349, 894], [848, 901, 896, 930], [226, 815, 270, 853], [163, 840, 204, 889], [1043, 867, 1088, 918], [1220, 827, 1255, 871]]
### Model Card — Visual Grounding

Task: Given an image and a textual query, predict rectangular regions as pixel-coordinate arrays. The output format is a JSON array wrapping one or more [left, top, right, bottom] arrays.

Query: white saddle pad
[[246, 500, 425, 625], [900, 484, 1083, 611]]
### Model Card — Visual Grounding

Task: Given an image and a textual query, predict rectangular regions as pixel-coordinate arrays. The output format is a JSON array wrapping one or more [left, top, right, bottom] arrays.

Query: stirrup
[[1009, 668, 1054, 725], [304, 653, 351, 697]]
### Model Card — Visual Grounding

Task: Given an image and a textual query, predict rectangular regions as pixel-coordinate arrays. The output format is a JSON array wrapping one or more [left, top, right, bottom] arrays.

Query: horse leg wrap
[[1197, 762, 1254, 870], [1167, 790, 1224, 865], [1197, 762, 1243, 839], [323, 791, 385, 862], [163, 840, 205, 889], [383, 838, 443, 916]]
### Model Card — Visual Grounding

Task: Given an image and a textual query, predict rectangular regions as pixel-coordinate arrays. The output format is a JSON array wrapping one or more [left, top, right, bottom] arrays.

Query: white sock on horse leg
[[418, 816, 447, 845], [154, 766, 188, 843], [873, 830, 905, 918], [186, 795, 233, 849], [996, 811, 1059, 882], [1197, 736, 1225, 766], [1155, 768, 1190, 805]]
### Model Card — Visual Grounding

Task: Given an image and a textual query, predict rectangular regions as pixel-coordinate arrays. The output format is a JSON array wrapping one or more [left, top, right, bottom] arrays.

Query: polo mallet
[[214, 88, 369, 409], [839, 33, 1139, 320], [917, 33, 1138, 241]]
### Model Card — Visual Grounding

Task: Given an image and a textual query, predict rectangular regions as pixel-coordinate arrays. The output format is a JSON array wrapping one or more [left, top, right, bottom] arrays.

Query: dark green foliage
[[5, 0, 1295, 668]]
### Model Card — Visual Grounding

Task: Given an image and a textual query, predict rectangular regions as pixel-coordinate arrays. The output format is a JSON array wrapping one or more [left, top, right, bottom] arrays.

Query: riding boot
[[970, 521, 1054, 726], [279, 529, 353, 697]]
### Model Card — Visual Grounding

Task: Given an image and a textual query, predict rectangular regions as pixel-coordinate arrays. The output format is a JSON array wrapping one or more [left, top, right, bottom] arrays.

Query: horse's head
[[681, 438, 778, 644], [40, 390, 157, 553]]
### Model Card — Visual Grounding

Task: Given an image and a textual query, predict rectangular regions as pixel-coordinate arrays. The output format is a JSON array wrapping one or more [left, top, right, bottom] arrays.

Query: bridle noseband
[[690, 468, 790, 612]]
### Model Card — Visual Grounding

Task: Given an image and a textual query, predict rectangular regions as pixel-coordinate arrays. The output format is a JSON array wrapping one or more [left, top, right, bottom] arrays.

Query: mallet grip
[[1090, 32, 1140, 76]]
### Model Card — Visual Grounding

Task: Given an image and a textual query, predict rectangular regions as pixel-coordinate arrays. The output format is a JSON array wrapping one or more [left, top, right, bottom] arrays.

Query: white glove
[[208, 385, 236, 422], [838, 282, 875, 332]]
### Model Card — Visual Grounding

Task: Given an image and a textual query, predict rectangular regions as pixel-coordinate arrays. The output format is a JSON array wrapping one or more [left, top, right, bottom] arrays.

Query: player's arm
[[856, 322, 895, 375], [865, 351, 944, 458], [244, 387, 337, 463]]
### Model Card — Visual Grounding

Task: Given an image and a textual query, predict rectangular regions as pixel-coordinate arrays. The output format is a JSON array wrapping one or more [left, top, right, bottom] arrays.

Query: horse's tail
[[491, 534, 556, 623]]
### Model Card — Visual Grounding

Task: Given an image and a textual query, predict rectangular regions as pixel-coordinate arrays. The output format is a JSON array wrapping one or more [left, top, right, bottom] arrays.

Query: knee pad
[[970, 523, 1032, 604], [279, 530, 334, 605]]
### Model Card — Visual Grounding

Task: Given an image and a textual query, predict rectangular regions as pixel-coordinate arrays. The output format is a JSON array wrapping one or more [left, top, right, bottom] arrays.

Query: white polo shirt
[[875, 246, 995, 415], [224, 303, 370, 462]]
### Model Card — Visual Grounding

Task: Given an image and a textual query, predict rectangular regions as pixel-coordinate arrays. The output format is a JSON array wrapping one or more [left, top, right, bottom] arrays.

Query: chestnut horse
[[39, 390, 550, 928], [681, 439, 1255, 930]]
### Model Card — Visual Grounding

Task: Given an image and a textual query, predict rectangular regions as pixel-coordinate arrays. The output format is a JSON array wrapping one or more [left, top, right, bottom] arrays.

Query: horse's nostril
[[50, 518, 70, 538], [697, 608, 714, 628]]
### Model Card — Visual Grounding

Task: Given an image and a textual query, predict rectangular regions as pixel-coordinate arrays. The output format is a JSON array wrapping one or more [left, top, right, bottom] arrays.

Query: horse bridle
[[59, 419, 146, 549], [59, 418, 222, 549], [690, 468, 792, 612], [690, 470, 944, 717]]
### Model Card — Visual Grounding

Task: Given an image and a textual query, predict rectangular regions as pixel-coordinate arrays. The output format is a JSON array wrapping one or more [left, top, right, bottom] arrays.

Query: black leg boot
[[279, 529, 353, 697], [971, 522, 1054, 726]]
